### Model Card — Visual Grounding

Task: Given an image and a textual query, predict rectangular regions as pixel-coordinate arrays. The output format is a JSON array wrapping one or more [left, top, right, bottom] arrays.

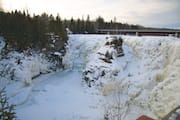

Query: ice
[[15, 71, 103, 120], [63, 34, 109, 70]]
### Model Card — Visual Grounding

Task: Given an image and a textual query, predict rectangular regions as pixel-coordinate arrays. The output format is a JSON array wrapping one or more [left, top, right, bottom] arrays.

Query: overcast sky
[[1, 0, 180, 28]]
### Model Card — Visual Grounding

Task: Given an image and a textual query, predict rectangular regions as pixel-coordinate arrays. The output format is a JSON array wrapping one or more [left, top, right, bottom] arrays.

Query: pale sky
[[1, 0, 180, 28]]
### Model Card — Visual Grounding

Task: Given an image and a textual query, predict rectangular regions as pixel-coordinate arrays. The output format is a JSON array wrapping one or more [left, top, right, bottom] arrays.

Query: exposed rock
[[100, 58, 112, 64], [101, 36, 124, 63]]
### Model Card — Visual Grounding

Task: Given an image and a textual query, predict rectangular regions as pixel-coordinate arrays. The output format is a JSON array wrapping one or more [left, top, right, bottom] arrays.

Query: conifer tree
[[0, 88, 16, 120]]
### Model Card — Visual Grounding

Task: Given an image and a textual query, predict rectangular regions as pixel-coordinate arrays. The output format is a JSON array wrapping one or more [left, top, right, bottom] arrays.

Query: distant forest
[[0, 10, 143, 51], [64, 15, 144, 34]]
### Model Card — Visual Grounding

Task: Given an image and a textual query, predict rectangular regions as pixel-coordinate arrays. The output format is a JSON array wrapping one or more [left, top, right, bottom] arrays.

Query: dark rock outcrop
[[101, 36, 124, 63]]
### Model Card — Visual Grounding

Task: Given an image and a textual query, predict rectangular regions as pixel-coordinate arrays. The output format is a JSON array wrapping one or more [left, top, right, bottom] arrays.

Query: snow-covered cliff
[[64, 35, 180, 119], [124, 36, 180, 119]]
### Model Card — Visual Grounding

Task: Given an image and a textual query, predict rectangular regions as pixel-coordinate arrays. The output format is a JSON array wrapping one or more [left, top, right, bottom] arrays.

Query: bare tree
[[103, 81, 129, 120]]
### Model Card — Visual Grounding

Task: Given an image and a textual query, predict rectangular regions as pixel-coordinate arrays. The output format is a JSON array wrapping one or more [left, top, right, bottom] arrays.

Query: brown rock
[[137, 115, 154, 120]]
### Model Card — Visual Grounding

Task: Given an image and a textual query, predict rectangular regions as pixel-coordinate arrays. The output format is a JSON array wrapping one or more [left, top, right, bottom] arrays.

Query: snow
[[1, 34, 180, 120], [54, 51, 62, 56], [63, 35, 108, 70], [15, 70, 103, 120], [0, 52, 52, 87], [0, 37, 5, 52], [122, 36, 180, 119], [66, 28, 73, 34]]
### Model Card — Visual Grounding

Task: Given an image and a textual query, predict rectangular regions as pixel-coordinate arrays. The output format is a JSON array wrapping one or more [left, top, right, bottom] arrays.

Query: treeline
[[64, 15, 95, 34], [0, 10, 67, 51], [64, 16, 144, 34]]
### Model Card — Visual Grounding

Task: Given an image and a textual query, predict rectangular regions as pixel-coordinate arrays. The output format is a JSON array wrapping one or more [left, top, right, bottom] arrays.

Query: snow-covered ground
[[1, 35, 180, 120], [15, 70, 103, 120]]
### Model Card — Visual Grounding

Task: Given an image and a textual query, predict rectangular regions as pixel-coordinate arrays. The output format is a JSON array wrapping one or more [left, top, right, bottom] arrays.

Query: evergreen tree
[[0, 88, 16, 120], [81, 16, 85, 33], [76, 18, 81, 33], [85, 15, 90, 33], [96, 16, 105, 29], [69, 17, 75, 33], [0, 10, 68, 51]]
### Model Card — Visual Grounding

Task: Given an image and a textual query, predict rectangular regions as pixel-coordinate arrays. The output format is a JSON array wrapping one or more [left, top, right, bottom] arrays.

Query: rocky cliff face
[[83, 36, 124, 87]]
